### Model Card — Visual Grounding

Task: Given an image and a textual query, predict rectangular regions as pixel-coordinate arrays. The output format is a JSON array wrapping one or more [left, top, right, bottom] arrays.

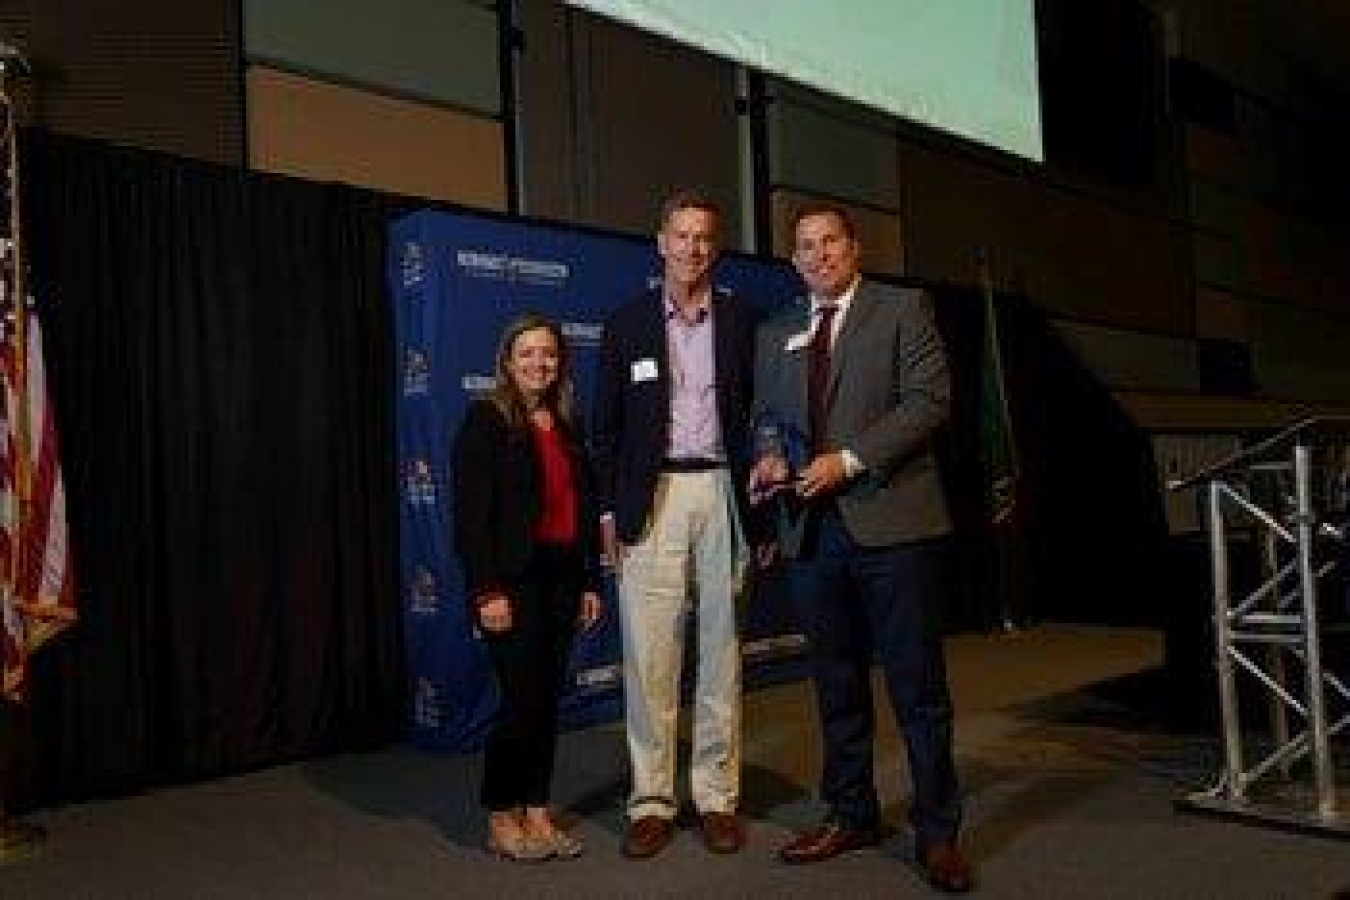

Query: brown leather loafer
[[919, 841, 974, 894], [622, 815, 675, 860], [699, 812, 745, 854], [778, 821, 877, 864]]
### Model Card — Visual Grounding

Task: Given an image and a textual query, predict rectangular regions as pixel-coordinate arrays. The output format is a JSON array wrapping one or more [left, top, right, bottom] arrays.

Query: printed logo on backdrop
[[561, 320, 604, 349], [403, 457, 438, 508], [408, 566, 440, 615], [413, 677, 442, 730], [400, 241, 426, 288], [461, 374, 494, 396], [402, 348, 431, 396], [454, 249, 570, 288]]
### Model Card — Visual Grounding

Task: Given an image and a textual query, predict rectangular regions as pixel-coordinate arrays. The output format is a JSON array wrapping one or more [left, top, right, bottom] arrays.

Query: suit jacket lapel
[[826, 281, 874, 403], [711, 291, 734, 395], [786, 304, 813, 410], [643, 288, 671, 414]]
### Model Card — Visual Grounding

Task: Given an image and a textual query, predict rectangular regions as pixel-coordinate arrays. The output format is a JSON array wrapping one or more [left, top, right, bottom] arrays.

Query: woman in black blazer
[[452, 313, 602, 862]]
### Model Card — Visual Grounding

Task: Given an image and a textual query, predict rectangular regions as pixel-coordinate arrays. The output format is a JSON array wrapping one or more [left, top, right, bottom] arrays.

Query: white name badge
[[631, 358, 659, 382], [785, 331, 812, 353]]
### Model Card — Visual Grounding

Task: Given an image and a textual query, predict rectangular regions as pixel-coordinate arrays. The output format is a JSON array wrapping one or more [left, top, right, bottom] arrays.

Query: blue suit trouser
[[787, 507, 961, 847]]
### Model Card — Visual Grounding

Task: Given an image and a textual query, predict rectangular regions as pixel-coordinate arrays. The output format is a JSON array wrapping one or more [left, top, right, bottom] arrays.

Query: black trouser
[[480, 542, 583, 811]]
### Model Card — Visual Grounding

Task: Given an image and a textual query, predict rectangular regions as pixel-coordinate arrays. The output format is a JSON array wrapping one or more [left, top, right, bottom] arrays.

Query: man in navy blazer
[[592, 189, 756, 859], [750, 203, 973, 893]]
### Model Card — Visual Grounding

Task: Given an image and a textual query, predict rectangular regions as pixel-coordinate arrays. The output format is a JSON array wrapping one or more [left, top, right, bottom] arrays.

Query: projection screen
[[563, 0, 1044, 162]]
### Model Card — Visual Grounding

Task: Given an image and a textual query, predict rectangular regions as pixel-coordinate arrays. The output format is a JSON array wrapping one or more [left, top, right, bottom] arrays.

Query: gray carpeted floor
[[4, 624, 1349, 898]]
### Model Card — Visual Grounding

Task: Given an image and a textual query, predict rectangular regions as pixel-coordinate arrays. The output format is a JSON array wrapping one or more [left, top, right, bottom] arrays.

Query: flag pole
[[976, 248, 1020, 634], [0, 45, 45, 863]]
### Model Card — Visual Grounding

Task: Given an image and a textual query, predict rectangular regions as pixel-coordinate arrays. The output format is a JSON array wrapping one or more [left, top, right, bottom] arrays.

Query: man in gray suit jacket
[[750, 203, 972, 893]]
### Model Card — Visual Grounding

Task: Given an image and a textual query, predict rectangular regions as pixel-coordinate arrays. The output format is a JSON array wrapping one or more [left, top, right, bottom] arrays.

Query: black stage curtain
[[10, 132, 403, 809], [927, 285, 993, 631], [1001, 300, 1171, 627], [931, 285, 1170, 631]]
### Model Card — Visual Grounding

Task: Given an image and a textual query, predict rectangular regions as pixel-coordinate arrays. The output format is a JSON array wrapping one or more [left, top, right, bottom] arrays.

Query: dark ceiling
[[1269, 0, 1350, 97]]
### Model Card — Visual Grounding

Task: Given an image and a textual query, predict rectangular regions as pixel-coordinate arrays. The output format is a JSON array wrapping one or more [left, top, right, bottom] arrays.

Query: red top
[[532, 423, 577, 543]]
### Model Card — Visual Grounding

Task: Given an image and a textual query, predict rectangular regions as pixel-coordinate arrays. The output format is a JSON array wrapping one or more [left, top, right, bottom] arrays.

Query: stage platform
[[5, 624, 1348, 899]]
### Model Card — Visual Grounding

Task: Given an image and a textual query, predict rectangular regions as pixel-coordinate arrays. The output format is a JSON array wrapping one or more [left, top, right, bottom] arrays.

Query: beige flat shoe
[[543, 829, 584, 860], [487, 830, 552, 862]]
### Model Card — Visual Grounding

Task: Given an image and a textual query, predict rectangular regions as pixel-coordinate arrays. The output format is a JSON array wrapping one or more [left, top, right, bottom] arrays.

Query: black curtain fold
[[12, 132, 403, 808]]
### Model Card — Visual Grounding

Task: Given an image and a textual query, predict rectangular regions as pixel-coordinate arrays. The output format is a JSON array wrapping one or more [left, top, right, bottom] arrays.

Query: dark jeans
[[480, 542, 583, 811], [787, 508, 961, 847]]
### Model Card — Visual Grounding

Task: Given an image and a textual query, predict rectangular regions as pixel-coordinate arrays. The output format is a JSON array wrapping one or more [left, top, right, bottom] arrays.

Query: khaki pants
[[618, 469, 744, 820]]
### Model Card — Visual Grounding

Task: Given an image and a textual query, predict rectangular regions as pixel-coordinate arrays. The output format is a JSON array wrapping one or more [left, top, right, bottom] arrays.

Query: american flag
[[1, 308, 75, 701]]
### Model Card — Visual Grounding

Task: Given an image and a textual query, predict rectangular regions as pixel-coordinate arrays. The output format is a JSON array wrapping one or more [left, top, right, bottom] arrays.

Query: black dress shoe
[[919, 840, 974, 893], [778, 821, 877, 864]]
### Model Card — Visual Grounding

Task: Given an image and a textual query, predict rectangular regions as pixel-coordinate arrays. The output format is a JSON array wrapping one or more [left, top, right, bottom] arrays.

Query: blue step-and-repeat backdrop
[[390, 208, 805, 750]]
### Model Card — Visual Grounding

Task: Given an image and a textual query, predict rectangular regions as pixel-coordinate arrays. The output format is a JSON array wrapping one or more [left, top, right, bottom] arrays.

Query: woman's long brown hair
[[487, 312, 576, 431]]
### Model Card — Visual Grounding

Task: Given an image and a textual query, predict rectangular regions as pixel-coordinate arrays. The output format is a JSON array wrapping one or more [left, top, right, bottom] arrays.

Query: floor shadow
[[951, 675, 1230, 862], [300, 723, 812, 850], [301, 744, 487, 846]]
